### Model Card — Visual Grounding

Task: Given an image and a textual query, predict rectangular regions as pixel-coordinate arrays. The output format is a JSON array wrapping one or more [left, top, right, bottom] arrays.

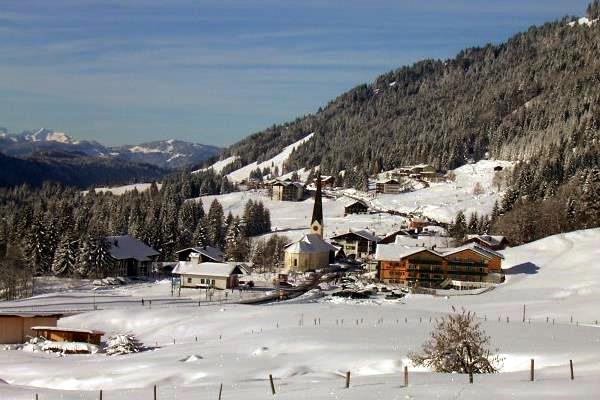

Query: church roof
[[284, 234, 337, 254]]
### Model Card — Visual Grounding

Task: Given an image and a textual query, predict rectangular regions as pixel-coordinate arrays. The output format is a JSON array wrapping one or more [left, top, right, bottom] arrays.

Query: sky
[[0, 0, 591, 147]]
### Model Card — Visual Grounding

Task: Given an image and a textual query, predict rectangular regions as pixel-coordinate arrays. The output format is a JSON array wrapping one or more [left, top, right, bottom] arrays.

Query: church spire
[[310, 175, 323, 237]]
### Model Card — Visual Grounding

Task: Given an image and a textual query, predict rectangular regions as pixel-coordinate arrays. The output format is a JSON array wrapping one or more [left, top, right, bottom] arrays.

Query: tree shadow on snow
[[504, 262, 539, 275]]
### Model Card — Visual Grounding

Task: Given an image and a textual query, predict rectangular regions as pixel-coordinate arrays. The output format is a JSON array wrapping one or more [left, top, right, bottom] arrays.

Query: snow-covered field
[[82, 183, 163, 196], [1, 228, 600, 399], [369, 160, 514, 223]]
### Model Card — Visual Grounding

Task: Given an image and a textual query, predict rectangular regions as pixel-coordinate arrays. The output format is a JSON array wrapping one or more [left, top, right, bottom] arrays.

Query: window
[[201, 279, 205, 284], [293, 259, 297, 267], [211, 279, 216, 285], [187, 278, 192, 283]]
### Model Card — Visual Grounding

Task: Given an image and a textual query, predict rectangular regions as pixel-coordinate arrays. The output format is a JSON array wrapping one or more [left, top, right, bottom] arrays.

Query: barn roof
[[31, 326, 105, 335], [284, 234, 337, 254], [172, 262, 244, 277], [464, 234, 507, 247], [106, 235, 159, 262], [330, 229, 380, 243], [176, 245, 224, 262], [441, 243, 505, 260]]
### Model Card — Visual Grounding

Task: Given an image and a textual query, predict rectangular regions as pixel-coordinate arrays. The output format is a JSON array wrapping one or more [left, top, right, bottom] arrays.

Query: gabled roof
[[172, 262, 244, 277], [464, 234, 507, 247], [441, 243, 505, 260], [106, 235, 159, 262], [375, 243, 444, 261], [343, 198, 369, 208], [330, 229, 380, 243], [176, 246, 224, 262], [272, 180, 304, 188], [284, 233, 337, 254], [377, 178, 400, 184]]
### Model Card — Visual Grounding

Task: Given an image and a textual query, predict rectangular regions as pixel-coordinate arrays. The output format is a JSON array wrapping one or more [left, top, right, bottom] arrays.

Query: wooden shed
[[0, 313, 62, 344], [31, 326, 105, 346]]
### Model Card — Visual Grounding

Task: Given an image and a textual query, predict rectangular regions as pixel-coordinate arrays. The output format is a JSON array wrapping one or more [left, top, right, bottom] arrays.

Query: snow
[[1, 229, 600, 398], [82, 183, 163, 195], [226, 133, 315, 183], [128, 145, 162, 154], [193, 155, 239, 174], [568, 17, 598, 27], [369, 160, 514, 223]]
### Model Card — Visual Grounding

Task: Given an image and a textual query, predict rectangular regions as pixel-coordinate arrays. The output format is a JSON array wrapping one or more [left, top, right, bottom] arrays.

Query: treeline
[[0, 171, 272, 298]]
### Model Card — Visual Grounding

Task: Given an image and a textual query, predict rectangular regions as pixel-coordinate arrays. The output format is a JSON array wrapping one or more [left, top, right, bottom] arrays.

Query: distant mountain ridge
[[0, 127, 221, 169]]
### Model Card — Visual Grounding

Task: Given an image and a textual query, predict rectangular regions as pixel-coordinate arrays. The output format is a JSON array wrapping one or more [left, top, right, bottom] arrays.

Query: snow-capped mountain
[[113, 139, 221, 169], [0, 127, 221, 169]]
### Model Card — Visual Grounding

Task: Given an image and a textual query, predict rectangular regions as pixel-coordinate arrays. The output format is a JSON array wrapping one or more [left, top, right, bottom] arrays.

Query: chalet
[[271, 180, 304, 201], [376, 242, 504, 288], [376, 179, 401, 194], [106, 235, 159, 277], [379, 229, 415, 244], [408, 217, 429, 232], [0, 313, 62, 344], [176, 245, 224, 263], [463, 235, 509, 251], [31, 326, 105, 346], [172, 261, 244, 289], [314, 175, 335, 188], [343, 199, 369, 216], [329, 229, 380, 260]]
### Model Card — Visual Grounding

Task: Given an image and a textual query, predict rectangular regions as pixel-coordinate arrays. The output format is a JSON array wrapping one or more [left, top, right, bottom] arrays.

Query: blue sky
[[0, 0, 591, 146]]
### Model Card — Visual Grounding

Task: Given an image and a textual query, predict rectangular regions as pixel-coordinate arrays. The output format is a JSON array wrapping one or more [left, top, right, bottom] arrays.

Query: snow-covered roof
[[176, 246, 224, 262], [272, 180, 304, 188], [343, 198, 368, 208], [106, 235, 159, 262], [465, 234, 507, 247], [172, 262, 244, 277], [31, 326, 105, 335], [284, 234, 338, 254], [330, 229, 380, 243], [375, 243, 444, 261], [441, 243, 505, 260]]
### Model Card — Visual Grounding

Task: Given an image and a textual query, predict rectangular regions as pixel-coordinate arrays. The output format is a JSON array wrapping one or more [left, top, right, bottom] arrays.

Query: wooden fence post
[[522, 304, 526, 323], [99, 389, 103, 400], [469, 367, 473, 384], [218, 383, 223, 400], [530, 359, 535, 381], [404, 366, 408, 387], [269, 374, 276, 395], [345, 371, 351, 388], [154, 384, 157, 400], [570, 360, 574, 380], [35, 394, 38, 400]]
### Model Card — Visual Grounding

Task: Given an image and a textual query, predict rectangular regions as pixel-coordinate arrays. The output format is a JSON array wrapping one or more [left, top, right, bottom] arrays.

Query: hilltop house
[[271, 180, 304, 201], [376, 240, 504, 288], [106, 235, 159, 276], [330, 229, 380, 260], [343, 199, 369, 216], [375, 179, 401, 194], [172, 261, 244, 289]]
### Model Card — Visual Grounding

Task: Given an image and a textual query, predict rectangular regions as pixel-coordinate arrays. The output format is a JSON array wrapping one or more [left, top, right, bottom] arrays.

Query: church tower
[[310, 176, 324, 237]]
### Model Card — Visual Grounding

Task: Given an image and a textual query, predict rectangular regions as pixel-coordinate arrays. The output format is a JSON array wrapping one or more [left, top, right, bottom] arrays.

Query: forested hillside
[[221, 8, 599, 196]]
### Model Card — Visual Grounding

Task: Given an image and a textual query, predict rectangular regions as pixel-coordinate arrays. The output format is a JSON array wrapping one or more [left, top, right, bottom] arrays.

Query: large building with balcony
[[375, 241, 504, 288]]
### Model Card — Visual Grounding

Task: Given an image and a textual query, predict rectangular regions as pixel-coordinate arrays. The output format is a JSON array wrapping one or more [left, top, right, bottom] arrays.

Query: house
[[379, 229, 415, 244], [271, 180, 304, 201], [314, 175, 335, 188], [176, 245, 224, 263], [31, 326, 105, 346], [0, 313, 62, 344], [343, 199, 369, 216], [376, 242, 504, 288], [106, 235, 160, 276], [329, 229, 380, 260], [172, 261, 245, 289], [375, 179, 401, 194], [463, 235, 509, 251], [408, 217, 429, 232]]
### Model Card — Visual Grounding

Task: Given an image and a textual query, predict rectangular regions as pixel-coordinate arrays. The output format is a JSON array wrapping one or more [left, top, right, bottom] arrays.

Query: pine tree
[[193, 219, 210, 248], [51, 235, 78, 276], [224, 217, 249, 261], [450, 210, 467, 242], [207, 199, 225, 248]]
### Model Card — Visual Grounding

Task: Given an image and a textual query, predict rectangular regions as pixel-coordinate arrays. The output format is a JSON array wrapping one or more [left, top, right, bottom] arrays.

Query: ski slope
[[192, 155, 239, 175], [82, 183, 163, 195], [1, 229, 599, 399], [226, 133, 314, 183]]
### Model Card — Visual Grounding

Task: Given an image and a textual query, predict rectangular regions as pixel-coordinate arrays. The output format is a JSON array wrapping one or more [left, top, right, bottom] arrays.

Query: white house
[[172, 261, 244, 289]]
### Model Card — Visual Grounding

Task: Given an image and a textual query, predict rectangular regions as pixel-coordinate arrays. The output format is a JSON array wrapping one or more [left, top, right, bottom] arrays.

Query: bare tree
[[410, 307, 503, 374]]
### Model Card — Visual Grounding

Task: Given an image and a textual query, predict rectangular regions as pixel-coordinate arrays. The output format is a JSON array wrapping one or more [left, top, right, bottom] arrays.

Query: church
[[283, 177, 338, 272]]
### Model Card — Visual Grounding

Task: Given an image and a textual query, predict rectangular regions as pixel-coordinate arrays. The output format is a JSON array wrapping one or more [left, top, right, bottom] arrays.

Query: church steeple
[[310, 176, 323, 237]]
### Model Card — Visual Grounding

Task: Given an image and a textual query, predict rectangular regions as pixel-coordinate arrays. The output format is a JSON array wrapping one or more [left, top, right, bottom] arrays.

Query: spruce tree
[[51, 235, 78, 276]]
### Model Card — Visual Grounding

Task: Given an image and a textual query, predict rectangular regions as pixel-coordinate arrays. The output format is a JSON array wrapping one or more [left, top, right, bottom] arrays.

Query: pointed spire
[[310, 176, 324, 237]]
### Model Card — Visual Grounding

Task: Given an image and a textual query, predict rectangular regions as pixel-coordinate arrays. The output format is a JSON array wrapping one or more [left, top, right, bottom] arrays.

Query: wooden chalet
[[343, 199, 369, 216], [271, 180, 304, 201], [376, 243, 504, 288], [379, 229, 415, 244], [375, 179, 401, 194], [329, 229, 380, 260], [463, 235, 509, 251], [106, 235, 159, 277], [314, 175, 335, 188]]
